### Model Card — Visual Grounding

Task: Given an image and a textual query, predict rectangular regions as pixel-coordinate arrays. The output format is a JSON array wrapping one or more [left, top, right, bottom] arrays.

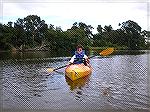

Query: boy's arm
[[84, 55, 90, 63], [68, 55, 75, 64], [84, 55, 88, 59]]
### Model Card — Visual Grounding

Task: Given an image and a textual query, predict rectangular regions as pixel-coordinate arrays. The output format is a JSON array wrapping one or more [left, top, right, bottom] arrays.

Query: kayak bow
[[65, 64, 92, 81]]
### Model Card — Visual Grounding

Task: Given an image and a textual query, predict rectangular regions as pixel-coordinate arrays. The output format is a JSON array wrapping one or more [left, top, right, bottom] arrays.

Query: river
[[0, 50, 150, 112]]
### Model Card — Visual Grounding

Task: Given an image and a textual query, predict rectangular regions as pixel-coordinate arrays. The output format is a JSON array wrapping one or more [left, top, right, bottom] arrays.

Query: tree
[[14, 15, 48, 48], [49, 24, 55, 30], [141, 30, 150, 49], [0, 23, 5, 49], [24, 15, 48, 46], [69, 22, 93, 47], [103, 25, 113, 32], [7, 22, 13, 27], [119, 20, 145, 50], [141, 30, 150, 41], [0, 23, 15, 50], [71, 22, 78, 30], [67, 22, 93, 46], [97, 25, 103, 34], [78, 22, 94, 38], [14, 19, 26, 48]]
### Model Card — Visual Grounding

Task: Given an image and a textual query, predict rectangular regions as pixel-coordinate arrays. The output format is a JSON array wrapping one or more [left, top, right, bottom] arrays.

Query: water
[[0, 50, 150, 112]]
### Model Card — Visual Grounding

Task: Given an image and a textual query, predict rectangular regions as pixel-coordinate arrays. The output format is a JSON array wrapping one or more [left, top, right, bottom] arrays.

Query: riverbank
[[89, 46, 150, 50], [1, 45, 150, 53], [0, 49, 149, 60], [89, 46, 127, 50]]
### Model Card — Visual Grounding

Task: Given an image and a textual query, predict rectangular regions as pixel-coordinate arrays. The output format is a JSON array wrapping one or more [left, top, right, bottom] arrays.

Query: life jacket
[[74, 50, 85, 64]]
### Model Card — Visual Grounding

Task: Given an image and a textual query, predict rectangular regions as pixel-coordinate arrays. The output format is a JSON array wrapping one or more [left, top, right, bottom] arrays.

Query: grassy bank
[[88, 46, 127, 51]]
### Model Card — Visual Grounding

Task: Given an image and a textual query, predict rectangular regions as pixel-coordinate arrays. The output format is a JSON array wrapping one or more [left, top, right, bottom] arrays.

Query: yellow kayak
[[65, 64, 92, 81]]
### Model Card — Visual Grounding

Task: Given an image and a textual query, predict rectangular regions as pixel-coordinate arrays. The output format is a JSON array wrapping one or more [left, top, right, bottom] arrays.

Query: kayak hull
[[65, 64, 92, 81]]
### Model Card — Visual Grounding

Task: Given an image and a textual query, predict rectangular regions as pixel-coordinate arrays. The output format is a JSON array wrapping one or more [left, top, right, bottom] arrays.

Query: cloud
[[1, 1, 149, 32]]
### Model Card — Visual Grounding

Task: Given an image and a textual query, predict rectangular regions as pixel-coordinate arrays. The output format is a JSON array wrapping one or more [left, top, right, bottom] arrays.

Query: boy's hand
[[67, 62, 73, 65]]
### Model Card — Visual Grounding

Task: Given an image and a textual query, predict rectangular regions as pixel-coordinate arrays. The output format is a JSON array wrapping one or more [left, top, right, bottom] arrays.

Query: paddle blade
[[47, 68, 54, 72], [100, 47, 114, 56]]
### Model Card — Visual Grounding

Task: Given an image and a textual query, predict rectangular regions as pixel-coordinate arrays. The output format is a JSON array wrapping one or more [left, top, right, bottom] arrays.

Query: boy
[[68, 45, 90, 66]]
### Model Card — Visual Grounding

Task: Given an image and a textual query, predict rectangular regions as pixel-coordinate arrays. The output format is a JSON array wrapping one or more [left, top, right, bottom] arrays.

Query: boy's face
[[77, 48, 83, 54]]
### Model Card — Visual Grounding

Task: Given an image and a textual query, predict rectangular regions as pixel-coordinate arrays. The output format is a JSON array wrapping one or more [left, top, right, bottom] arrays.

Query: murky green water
[[0, 50, 150, 112]]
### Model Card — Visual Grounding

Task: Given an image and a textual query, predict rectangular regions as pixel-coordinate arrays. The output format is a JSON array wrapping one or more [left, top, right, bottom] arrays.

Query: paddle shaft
[[53, 64, 68, 71], [49, 47, 114, 71], [52, 58, 83, 71], [52, 56, 93, 71]]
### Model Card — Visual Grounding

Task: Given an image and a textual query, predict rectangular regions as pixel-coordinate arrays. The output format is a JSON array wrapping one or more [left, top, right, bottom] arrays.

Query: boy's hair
[[76, 44, 83, 50]]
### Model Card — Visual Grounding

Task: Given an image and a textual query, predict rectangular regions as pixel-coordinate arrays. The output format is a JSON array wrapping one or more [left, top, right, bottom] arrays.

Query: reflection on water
[[65, 75, 91, 91], [1, 50, 150, 111]]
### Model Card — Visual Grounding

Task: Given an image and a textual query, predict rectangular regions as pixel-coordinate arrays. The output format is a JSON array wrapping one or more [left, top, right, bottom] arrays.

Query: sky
[[0, 0, 149, 33]]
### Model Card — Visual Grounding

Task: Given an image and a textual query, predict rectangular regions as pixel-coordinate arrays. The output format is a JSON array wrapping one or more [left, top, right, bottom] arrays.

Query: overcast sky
[[0, 0, 149, 33]]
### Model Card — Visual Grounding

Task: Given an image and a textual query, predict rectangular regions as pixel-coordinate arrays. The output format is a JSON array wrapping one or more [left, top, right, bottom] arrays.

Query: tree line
[[0, 15, 150, 52]]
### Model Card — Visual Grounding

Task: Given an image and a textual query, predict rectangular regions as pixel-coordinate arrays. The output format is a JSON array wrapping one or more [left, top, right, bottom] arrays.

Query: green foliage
[[0, 17, 149, 51], [93, 20, 148, 50], [119, 20, 144, 50]]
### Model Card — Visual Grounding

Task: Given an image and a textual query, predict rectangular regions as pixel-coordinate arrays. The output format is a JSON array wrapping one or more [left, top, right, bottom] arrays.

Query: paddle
[[47, 64, 68, 72], [47, 47, 115, 72], [99, 47, 115, 56]]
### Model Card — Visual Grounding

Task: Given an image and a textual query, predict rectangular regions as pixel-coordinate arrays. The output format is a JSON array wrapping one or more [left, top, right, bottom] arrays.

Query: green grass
[[89, 46, 128, 50]]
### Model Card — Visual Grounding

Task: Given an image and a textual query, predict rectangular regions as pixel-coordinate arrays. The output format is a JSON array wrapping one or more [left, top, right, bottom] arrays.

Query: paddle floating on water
[[47, 47, 115, 72]]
